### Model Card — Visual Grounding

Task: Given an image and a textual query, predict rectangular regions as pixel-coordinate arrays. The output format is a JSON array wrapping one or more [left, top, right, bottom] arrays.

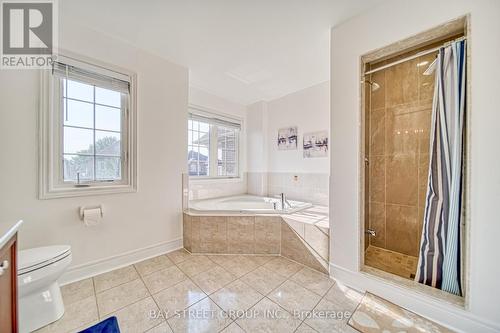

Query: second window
[[188, 110, 240, 178]]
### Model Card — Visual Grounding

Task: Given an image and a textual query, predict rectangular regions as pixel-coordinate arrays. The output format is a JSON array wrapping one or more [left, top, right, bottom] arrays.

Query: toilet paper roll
[[83, 208, 102, 226]]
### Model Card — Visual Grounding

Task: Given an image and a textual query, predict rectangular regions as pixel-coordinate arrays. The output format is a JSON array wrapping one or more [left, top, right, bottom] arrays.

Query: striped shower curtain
[[415, 40, 466, 296]]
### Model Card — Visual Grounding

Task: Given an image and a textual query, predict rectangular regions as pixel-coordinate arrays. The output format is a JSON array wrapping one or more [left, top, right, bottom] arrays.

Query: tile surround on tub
[[182, 173, 189, 210], [281, 222, 328, 274], [182, 207, 329, 273], [188, 172, 329, 206], [268, 172, 329, 206], [196, 216, 228, 253], [247, 172, 268, 196], [227, 216, 256, 254], [189, 173, 248, 200], [254, 216, 281, 254]]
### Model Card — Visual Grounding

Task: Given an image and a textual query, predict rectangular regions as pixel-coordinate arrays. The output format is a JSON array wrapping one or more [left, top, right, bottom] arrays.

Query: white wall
[[245, 82, 330, 204], [188, 87, 248, 199], [0, 21, 188, 282], [246, 101, 269, 173], [189, 81, 330, 201], [189, 87, 247, 120], [330, 0, 500, 331], [245, 102, 268, 196], [267, 82, 330, 173]]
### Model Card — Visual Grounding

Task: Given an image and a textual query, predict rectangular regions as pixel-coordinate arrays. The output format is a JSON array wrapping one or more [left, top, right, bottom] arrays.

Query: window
[[39, 54, 137, 199], [217, 126, 238, 177], [188, 109, 240, 178], [188, 119, 210, 176], [62, 78, 124, 182]]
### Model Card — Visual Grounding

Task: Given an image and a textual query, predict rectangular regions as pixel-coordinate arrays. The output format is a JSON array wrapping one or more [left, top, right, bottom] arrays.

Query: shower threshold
[[365, 246, 418, 280]]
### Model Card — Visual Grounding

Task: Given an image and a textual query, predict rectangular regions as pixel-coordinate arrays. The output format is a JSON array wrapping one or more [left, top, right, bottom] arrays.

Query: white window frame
[[38, 52, 137, 199], [188, 106, 242, 180]]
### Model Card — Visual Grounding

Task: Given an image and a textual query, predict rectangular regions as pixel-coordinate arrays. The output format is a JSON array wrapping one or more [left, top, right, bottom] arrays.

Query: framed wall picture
[[277, 126, 298, 150], [303, 130, 328, 158]]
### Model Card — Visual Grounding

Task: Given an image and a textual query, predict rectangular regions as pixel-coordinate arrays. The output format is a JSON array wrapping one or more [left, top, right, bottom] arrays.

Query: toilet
[[18, 245, 72, 333]]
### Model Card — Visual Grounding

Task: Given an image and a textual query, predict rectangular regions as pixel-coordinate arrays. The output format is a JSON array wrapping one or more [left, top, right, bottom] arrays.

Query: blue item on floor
[[78, 316, 120, 333]]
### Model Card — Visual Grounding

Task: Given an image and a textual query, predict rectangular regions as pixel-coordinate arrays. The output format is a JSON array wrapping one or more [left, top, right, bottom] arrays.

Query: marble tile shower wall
[[367, 50, 436, 257], [267, 172, 329, 206]]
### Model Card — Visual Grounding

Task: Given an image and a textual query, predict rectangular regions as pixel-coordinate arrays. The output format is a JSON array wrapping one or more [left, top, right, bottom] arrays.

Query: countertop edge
[[0, 220, 23, 249]]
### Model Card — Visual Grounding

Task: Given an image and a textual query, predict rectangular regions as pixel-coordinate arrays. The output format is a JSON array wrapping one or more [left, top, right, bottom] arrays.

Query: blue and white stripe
[[415, 40, 466, 296]]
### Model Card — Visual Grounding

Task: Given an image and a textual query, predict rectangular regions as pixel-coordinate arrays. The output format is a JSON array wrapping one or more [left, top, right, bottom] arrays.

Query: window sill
[[39, 183, 137, 199]]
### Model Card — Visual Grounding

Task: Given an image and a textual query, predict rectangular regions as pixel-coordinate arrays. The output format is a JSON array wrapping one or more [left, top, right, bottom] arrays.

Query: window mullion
[[93, 85, 96, 181], [64, 79, 68, 121], [211, 125, 218, 177], [236, 132, 239, 177], [224, 131, 228, 176]]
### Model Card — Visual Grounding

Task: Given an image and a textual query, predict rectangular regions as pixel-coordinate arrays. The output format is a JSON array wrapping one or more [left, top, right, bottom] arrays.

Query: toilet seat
[[18, 245, 71, 275]]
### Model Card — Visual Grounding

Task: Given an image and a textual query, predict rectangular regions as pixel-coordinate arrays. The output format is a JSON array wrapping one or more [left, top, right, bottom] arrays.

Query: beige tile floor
[[364, 245, 418, 280], [34, 249, 362, 333]]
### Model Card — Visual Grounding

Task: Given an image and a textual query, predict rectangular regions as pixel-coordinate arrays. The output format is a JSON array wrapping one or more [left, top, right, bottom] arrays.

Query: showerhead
[[362, 79, 380, 92], [423, 58, 437, 76], [370, 81, 380, 91]]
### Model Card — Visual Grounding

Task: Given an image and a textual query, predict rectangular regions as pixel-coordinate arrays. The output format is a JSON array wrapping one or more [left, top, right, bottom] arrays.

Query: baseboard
[[329, 262, 500, 333], [59, 238, 183, 286]]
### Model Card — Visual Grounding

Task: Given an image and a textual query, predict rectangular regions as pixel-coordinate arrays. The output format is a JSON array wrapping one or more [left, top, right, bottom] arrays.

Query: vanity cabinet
[[0, 233, 18, 333]]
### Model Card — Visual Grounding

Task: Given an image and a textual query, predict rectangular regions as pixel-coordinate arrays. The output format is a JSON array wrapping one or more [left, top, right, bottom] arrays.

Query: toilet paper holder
[[79, 205, 104, 220]]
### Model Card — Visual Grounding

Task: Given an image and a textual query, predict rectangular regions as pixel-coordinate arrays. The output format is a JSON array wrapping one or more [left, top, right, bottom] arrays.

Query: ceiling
[[61, 0, 384, 105]]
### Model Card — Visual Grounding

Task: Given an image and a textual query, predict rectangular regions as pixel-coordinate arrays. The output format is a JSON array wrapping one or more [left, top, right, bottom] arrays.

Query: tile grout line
[[94, 265, 155, 327], [297, 282, 337, 332], [151, 268, 236, 332], [158, 253, 218, 326], [140, 264, 173, 333], [63, 251, 342, 333], [208, 255, 271, 281], [265, 268, 314, 332], [97, 280, 152, 321], [269, 265, 339, 333], [50, 250, 190, 332], [294, 280, 336, 332], [136, 256, 182, 332], [288, 267, 335, 298], [140, 252, 204, 296], [93, 265, 142, 295], [62, 279, 101, 333], [277, 253, 329, 277], [180, 254, 278, 328], [190, 264, 238, 296], [207, 278, 265, 322], [91, 249, 188, 294], [91, 277, 101, 321]]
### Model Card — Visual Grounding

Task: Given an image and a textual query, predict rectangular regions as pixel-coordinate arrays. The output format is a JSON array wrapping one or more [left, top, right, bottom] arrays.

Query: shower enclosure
[[363, 48, 436, 279], [361, 21, 467, 291]]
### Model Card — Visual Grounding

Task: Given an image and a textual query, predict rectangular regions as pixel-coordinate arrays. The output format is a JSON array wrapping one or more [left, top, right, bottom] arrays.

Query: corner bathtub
[[188, 194, 312, 214]]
